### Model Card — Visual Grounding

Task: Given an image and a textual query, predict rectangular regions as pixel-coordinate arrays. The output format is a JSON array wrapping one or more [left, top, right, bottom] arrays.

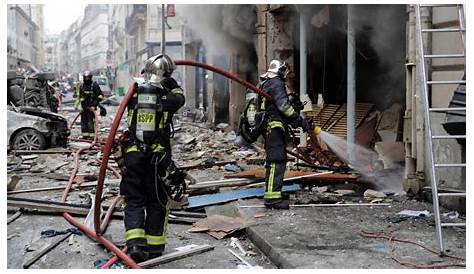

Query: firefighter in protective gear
[[76, 71, 104, 138], [259, 60, 314, 209], [120, 53, 185, 262]]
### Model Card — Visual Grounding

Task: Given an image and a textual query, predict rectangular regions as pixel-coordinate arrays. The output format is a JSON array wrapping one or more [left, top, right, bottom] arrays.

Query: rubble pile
[[171, 122, 261, 170]]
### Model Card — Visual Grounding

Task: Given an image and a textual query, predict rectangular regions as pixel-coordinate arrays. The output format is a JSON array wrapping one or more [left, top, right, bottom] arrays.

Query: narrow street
[[6, 3, 467, 270], [7, 104, 466, 269]]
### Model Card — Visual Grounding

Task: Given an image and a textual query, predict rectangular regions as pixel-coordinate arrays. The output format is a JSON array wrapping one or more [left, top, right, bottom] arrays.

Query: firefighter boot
[[148, 244, 165, 259], [264, 199, 290, 210], [128, 245, 148, 263]]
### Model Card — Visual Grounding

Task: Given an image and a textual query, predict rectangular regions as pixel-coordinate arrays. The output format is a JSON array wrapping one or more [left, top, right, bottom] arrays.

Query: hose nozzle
[[313, 126, 321, 135]]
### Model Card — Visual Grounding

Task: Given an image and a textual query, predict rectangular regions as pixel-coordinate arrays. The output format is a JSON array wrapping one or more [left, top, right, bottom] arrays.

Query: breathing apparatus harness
[[126, 80, 186, 203], [239, 78, 307, 145]]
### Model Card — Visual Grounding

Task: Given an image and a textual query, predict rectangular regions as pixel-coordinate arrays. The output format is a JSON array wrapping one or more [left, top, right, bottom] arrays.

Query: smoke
[[352, 5, 407, 109], [303, 5, 406, 109], [176, 4, 257, 72]]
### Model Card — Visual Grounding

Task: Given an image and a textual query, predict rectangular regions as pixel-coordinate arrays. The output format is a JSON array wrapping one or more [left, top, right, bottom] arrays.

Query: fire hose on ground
[[60, 107, 140, 269], [61, 60, 321, 269]]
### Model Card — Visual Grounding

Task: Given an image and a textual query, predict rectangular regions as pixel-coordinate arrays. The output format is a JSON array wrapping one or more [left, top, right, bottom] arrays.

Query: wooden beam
[[22, 232, 72, 268], [139, 244, 214, 268], [178, 160, 236, 170], [8, 182, 97, 195], [188, 178, 257, 190], [7, 210, 22, 224], [7, 197, 199, 225], [12, 149, 73, 155], [7, 197, 113, 216], [7, 179, 121, 194]]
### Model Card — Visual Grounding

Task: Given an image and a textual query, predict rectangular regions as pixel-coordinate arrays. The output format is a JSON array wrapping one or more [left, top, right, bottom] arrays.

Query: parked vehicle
[[93, 75, 112, 97], [7, 105, 70, 151]]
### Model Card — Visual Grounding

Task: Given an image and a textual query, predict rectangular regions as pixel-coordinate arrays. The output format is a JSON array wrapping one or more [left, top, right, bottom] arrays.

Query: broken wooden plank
[[225, 169, 359, 182], [178, 160, 236, 170], [22, 232, 72, 268], [12, 149, 73, 155], [7, 179, 121, 195], [170, 211, 207, 219], [7, 210, 22, 224], [188, 178, 257, 190], [7, 197, 199, 225], [225, 169, 314, 179], [187, 184, 300, 209], [8, 182, 97, 195], [241, 172, 335, 189], [7, 197, 108, 216], [8, 173, 98, 181], [139, 244, 214, 268]]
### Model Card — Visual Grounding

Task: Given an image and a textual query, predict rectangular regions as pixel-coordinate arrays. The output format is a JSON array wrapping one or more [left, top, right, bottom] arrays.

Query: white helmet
[[142, 53, 176, 83], [260, 59, 289, 80]]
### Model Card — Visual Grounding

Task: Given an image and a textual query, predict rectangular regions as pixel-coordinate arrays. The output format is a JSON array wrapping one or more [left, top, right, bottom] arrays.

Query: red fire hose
[[94, 60, 272, 268], [60, 107, 140, 269]]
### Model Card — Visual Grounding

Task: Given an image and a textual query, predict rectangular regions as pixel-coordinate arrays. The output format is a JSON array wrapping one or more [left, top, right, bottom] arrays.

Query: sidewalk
[[238, 198, 466, 269]]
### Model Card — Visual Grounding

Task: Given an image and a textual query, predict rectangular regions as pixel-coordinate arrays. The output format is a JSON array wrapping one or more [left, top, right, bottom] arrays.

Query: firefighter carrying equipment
[[77, 78, 104, 138], [99, 104, 107, 116], [120, 72, 185, 259], [129, 82, 164, 145]]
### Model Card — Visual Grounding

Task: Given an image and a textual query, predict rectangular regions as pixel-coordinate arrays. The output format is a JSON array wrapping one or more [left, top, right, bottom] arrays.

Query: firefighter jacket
[[76, 81, 104, 108], [260, 77, 301, 127]]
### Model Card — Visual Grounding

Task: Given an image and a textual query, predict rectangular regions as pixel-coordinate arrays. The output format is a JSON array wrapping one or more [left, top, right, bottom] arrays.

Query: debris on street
[[6, 3, 466, 270]]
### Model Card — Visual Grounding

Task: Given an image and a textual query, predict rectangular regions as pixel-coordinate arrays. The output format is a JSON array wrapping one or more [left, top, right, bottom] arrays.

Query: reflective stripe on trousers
[[146, 201, 170, 246], [125, 228, 145, 241], [264, 163, 282, 199]]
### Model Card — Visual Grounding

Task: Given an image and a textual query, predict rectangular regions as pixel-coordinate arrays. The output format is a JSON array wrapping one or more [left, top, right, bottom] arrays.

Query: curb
[[245, 226, 295, 269]]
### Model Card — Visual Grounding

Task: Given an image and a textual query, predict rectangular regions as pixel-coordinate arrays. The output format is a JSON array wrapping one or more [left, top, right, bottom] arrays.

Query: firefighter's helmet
[[142, 53, 176, 82], [83, 71, 93, 83], [261, 59, 289, 79]]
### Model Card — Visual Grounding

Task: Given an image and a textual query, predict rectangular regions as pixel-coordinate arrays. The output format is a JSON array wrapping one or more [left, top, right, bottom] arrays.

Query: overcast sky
[[44, 3, 88, 35]]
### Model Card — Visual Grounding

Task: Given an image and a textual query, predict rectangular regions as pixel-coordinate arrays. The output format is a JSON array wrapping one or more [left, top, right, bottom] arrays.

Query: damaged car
[[8, 70, 60, 113], [7, 105, 70, 151]]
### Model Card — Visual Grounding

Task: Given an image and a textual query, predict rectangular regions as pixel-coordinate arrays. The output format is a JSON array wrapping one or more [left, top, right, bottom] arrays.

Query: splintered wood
[[224, 168, 359, 182], [306, 103, 374, 138]]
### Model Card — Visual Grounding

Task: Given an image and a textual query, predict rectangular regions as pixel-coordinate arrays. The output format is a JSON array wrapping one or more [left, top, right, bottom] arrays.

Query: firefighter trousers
[[264, 120, 287, 202], [120, 146, 170, 254], [80, 108, 95, 138]]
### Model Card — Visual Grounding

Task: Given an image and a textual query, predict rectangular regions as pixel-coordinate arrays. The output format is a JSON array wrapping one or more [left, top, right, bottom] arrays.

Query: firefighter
[[76, 71, 104, 138], [120, 53, 185, 262], [259, 60, 314, 209]]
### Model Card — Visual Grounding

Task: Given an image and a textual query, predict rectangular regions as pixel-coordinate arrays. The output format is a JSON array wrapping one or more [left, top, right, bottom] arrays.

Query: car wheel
[[12, 129, 47, 151]]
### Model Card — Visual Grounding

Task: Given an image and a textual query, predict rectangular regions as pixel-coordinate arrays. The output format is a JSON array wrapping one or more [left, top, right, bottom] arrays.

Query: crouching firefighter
[[76, 71, 104, 139], [239, 60, 314, 209], [120, 53, 186, 262]]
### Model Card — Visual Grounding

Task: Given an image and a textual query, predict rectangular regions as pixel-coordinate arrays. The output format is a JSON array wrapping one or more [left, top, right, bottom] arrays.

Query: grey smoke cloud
[[176, 4, 256, 58]]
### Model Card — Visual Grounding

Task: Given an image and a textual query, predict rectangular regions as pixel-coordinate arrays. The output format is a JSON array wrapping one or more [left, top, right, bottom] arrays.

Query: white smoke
[[176, 4, 256, 59]]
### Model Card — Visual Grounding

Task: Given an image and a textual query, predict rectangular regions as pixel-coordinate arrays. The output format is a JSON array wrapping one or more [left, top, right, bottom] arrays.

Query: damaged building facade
[[7, 4, 45, 70], [184, 4, 465, 208], [109, 4, 190, 96], [56, 4, 110, 79], [256, 5, 466, 210]]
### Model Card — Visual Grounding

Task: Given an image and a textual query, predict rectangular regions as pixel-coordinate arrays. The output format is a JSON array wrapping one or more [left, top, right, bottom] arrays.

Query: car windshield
[[96, 77, 107, 85]]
